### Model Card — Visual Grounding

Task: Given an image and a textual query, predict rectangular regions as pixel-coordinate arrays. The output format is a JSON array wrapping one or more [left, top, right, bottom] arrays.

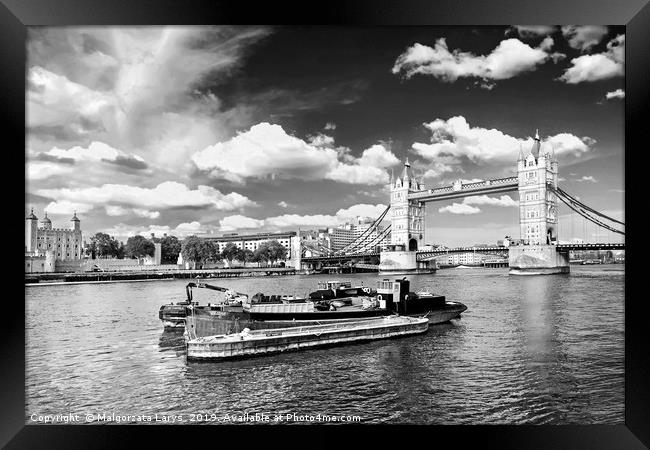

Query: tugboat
[[183, 278, 467, 339], [158, 282, 246, 329]]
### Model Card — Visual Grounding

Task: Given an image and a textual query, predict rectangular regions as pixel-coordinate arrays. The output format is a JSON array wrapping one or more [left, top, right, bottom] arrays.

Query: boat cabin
[[317, 280, 352, 291]]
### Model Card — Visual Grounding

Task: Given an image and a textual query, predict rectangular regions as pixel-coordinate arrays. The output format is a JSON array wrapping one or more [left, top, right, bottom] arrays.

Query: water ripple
[[25, 266, 624, 424]]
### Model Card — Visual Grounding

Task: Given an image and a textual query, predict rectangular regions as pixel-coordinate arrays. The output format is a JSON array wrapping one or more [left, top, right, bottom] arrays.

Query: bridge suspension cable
[[549, 185, 624, 235], [335, 205, 390, 255], [552, 186, 625, 226], [347, 225, 391, 255]]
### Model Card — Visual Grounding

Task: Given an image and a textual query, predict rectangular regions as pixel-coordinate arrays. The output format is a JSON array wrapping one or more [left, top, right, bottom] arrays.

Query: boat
[[308, 280, 375, 300], [183, 278, 467, 338], [158, 282, 246, 329], [186, 316, 429, 361]]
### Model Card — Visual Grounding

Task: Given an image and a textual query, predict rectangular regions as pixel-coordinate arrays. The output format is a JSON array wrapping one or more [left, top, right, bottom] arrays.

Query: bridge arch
[[408, 238, 418, 251]]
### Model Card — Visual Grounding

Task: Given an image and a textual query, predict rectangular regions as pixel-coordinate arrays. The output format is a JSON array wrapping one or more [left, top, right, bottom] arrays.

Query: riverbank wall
[[25, 267, 301, 284]]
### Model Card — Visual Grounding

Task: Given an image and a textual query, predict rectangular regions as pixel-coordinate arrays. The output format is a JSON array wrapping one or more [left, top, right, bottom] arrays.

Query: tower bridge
[[301, 130, 624, 275]]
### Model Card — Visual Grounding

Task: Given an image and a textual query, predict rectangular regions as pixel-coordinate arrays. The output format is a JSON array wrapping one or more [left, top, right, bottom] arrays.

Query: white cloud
[[27, 162, 72, 180], [463, 195, 517, 207], [37, 181, 255, 211], [278, 201, 289, 208], [324, 122, 336, 130], [335, 203, 387, 220], [28, 27, 271, 170], [438, 203, 481, 214], [216, 203, 388, 231], [101, 221, 213, 239], [605, 89, 625, 100], [219, 215, 265, 231], [392, 37, 555, 86], [266, 214, 341, 228], [45, 200, 94, 215], [510, 25, 557, 38], [191, 122, 398, 185], [44, 141, 147, 168], [558, 34, 624, 83], [412, 116, 593, 165], [561, 26, 609, 52], [28, 65, 116, 129], [105, 205, 160, 219], [576, 175, 598, 183]]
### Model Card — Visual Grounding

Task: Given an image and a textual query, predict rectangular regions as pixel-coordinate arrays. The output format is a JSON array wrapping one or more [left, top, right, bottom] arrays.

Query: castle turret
[[25, 207, 38, 253], [71, 211, 80, 232], [41, 212, 52, 230]]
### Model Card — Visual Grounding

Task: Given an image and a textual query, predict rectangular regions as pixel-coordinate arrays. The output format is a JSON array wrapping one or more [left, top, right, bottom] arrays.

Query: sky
[[26, 25, 625, 246]]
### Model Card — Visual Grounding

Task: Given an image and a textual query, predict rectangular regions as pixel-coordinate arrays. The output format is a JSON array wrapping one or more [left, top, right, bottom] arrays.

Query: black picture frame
[[4, 0, 648, 448]]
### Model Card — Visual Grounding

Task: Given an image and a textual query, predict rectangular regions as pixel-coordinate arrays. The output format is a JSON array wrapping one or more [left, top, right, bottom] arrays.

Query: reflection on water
[[26, 266, 624, 424]]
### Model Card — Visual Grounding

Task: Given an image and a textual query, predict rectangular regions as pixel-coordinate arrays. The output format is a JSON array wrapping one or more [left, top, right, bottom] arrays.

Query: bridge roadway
[[302, 243, 625, 264], [408, 177, 519, 202]]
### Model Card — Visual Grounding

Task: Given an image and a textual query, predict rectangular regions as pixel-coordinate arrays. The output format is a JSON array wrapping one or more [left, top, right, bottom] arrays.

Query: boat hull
[[186, 316, 429, 361]]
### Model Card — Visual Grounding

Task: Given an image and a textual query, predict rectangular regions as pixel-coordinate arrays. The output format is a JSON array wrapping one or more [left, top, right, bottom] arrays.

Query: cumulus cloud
[[561, 26, 609, 52], [101, 221, 214, 239], [509, 25, 558, 38], [37, 181, 255, 211], [411, 116, 593, 166], [27, 162, 73, 180], [105, 205, 160, 219], [576, 175, 598, 183], [463, 195, 517, 207], [558, 34, 624, 83], [324, 122, 336, 130], [392, 37, 557, 87], [219, 215, 265, 231], [438, 203, 481, 214], [191, 122, 399, 185], [437, 194, 517, 215], [45, 200, 94, 215], [605, 89, 625, 100], [41, 141, 147, 169], [216, 203, 388, 231], [278, 201, 289, 208]]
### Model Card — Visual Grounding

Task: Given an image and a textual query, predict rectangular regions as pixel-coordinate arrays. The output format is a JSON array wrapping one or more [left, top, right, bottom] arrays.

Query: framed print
[[3, 0, 648, 448]]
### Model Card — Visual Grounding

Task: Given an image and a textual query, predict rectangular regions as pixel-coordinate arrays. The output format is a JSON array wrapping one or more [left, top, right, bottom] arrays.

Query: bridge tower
[[510, 130, 569, 274], [517, 130, 559, 245], [390, 158, 425, 251], [379, 158, 431, 274]]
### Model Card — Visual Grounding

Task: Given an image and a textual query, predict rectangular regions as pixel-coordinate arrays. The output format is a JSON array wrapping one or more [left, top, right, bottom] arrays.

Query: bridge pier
[[508, 245, 569, 275], [378, 247, 435, 275]]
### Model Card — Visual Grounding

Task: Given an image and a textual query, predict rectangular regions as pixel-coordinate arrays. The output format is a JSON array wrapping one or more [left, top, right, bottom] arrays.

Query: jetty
[[186, 315, 429, 361]]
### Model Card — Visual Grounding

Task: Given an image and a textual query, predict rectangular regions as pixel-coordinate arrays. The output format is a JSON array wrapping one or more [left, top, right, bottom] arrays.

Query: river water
[[25, 265, 624, 425]]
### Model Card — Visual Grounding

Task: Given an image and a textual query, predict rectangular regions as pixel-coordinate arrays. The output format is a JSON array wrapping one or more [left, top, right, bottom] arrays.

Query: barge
[[186, 315, 429, 361], [182, 278, 466, 338]]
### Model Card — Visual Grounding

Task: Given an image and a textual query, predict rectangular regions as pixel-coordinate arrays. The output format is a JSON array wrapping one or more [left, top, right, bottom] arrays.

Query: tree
[[253, 243, 271, 266], [181, 236, 202, 269], [86, 232, 121, 259], [156, 235, 182, 264], [253, 240, 287, 266], [221, 243, 242, 266], [241, 249, 256, 266], [125, 235, 155, 260], [266, 240, 287, 265], [181, 237, 220, 269]]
